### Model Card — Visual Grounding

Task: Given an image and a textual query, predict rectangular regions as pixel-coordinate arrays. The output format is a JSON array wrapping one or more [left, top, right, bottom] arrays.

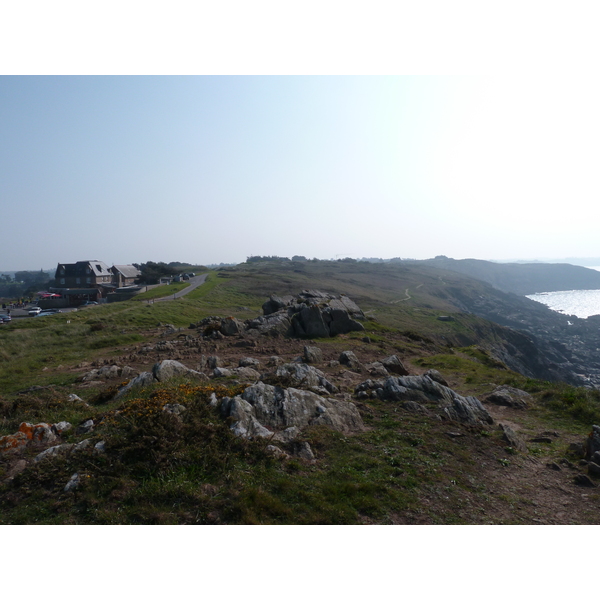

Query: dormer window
[[96, 265, 102, 273]]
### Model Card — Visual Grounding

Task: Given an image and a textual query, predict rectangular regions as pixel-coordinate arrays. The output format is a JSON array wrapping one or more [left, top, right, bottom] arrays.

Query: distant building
[[49, 260, 140, 306], [110, 265, 142, 287]]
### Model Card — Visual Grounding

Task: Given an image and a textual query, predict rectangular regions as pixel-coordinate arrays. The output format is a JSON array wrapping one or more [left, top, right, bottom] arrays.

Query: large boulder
[[381, 355, 409, 376], [291, 305, 330, 338], [152, 360, 208, 383], [339, 351, 361, 370], [485, 385, 531, 409], [373, 375, 494, 426], [245, 312, 293, 337], [303, 346, 323, 364], [222, 381, 364, 440], [255, 290, 365, 339], [220, 317, 244, 336]]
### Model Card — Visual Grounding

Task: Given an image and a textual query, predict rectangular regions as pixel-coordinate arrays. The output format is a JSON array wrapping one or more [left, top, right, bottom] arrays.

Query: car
[[36, 309, 62, 317], [0, 314, 11, 323], [28, 306, 42, 316], [80, 301, 98, 306]]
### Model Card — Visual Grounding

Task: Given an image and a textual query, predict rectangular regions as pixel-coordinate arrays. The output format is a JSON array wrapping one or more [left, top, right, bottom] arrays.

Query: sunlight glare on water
[[527, 268, 600, 318]]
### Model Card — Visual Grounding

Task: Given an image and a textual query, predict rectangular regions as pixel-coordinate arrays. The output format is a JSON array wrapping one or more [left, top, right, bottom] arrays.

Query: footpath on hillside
[[150, 274, 208, 302]]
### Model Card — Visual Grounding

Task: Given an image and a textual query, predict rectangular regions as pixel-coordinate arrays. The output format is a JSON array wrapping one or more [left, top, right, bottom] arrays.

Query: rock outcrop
[[485, 385, 531, 409], [247, 290, 365, 338], [115, 360, 208, 399], [261, 363, 339, 394], [356, 375, 493, 426], [220, 381, 365, 441]]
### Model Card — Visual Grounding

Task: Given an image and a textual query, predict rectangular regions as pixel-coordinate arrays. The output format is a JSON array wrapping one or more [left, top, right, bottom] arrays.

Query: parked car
[[0, 314, 12, 323], [28, 306, 42, 316], [36, 309, 62, 317], [80, 301, 98, 306]]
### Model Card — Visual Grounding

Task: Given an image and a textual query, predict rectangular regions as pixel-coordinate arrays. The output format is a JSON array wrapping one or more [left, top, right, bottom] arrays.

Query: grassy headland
[[1, 260, 599, 524]]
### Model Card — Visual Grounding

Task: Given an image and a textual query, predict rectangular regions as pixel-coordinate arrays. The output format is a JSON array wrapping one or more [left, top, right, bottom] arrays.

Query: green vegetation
[[134, 281, 190, 300], [1, 260, 599, 524]]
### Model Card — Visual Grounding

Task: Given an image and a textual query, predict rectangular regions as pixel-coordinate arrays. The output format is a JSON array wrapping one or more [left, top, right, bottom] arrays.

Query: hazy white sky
[[2, 6, 599, 271]]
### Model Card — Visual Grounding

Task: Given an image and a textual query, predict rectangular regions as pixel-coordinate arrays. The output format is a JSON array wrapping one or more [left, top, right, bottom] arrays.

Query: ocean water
[[526, 267, 600, 318]]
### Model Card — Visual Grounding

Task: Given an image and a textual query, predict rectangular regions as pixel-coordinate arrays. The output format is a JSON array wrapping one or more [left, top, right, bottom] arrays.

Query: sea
[[526, 267, 600, 319]]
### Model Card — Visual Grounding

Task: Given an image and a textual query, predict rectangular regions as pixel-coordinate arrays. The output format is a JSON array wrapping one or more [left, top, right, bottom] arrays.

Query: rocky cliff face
[[435, 280, 600, 387]]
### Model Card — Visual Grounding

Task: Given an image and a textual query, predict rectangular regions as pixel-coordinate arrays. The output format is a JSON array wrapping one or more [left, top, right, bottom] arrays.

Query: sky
[[2, 7, 600, 272]]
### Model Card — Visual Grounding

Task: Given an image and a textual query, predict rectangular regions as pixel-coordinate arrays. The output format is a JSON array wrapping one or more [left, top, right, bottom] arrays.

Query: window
[[86, 277, 91, 284], [96, 265, 102, 273], [60, 278, 65, 285], [76, 278, 80, 284]]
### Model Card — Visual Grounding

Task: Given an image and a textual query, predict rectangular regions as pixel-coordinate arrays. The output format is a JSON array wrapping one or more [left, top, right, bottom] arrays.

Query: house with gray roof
[[111, 265, 142, 287], [50, 260, 141, 305]]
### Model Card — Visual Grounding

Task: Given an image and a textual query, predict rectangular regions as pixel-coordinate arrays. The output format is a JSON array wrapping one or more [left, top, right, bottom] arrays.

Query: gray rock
[[303, 346, 323, 364], [64, 473, 81, 492], [268, 363, 338, 394], [585, 425, 600, 460], [339, 351, 361, 370], [227, 397, 274, 439], [267, 356, 284, 367], [220, 317, 243, 336], [115, 371, 156, 399], [94, 440, 106, 453], [52, 421, 72, 434], [423, 369, 448, 386], [34, 443, 74, 463], [375, 375, 493, 426], [213, 367, 233, 378], [272, 426, 301, 442], [485, 385, 531, 409], [292, 305, 330, 338], [67, 393, 87, 405], [77, 419, 95, 434], [381, 355, 409, 376], [324, 307, 365, 336], [574, 474, 596, 487], [223, 381, 364, 440], [152, 360, 208, 383], [233, 367, 261, 380], [262, 295, 289, 316], [73, 438, 93, 452], [246, 313, 293, 337], [499, 423, 528, 452], [121, 365, 137, 379], [207, 356, 220, 369], [239, 357, 260, 368], [293, 441, 316, 461], [366, 362, 389, 377]]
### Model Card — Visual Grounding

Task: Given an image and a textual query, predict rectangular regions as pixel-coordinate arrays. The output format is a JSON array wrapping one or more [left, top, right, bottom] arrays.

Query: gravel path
[[152, 274, 208, 301]]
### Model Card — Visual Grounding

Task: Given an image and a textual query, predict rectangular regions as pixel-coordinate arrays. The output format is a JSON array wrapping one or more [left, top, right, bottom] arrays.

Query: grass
[[1, 260, 600, 524], [134, 281, 191, 300]]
